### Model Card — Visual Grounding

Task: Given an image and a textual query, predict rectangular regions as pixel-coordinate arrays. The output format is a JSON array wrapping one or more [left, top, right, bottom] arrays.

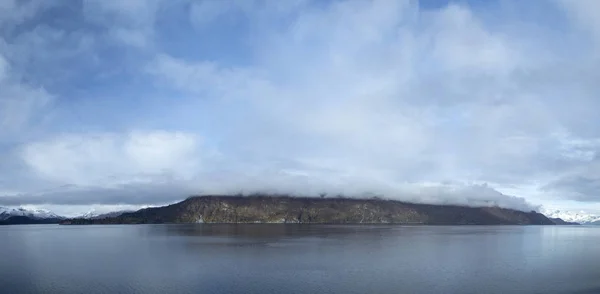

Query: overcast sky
[[1, 0, 600, 216]]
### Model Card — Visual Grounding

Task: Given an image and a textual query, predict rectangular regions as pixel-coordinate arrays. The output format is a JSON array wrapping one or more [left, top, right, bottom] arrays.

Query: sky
[[1, 0, 600, 217]]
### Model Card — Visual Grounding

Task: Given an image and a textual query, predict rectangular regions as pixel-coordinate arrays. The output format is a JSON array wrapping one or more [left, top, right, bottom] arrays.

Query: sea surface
[[1, 224, 599, 294]]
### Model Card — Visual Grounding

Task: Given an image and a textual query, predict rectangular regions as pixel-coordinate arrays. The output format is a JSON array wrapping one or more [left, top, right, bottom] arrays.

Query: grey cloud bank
[[0, 181, 538, 213]]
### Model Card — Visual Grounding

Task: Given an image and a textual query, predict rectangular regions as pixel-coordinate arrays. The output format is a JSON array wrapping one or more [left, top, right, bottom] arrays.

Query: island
[[61, 195, 555, 225]]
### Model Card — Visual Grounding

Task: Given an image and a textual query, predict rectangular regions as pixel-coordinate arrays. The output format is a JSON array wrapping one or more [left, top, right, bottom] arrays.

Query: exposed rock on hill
[[62, 195, 554, 225]]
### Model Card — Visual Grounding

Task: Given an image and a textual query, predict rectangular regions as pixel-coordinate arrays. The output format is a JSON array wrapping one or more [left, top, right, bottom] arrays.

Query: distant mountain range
[[548, 217, 580, 225], [0, 207, 131, 225], [2, 199, 594, 226], [0, 207, 63, 220], [62, 195, 556, 225], [78, 210, 133, 220], [542, 209, 600, 225], [0, 207, 65, 225]]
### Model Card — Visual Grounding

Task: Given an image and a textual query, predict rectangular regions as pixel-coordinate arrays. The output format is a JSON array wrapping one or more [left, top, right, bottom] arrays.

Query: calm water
[[1, 225, 599, 294]]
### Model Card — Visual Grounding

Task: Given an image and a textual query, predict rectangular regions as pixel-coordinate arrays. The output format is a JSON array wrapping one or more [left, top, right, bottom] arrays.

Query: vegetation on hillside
[[62, 195, 554, 225]]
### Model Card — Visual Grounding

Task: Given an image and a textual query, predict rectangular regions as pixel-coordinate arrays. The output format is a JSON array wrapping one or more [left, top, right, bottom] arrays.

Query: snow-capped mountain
[[542, 209, 600, 224], [78, 210, 132, 220], [0, 207, 65, 220]]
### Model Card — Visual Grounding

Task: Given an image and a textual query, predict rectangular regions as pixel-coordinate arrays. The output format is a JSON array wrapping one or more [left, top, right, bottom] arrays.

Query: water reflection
[[1, 225, 600, 294], [149, 223, 398, 237]]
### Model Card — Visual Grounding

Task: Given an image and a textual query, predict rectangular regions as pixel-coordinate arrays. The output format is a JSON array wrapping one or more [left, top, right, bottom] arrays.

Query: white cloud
[[141, 2, 545, 211], [0, 50, 53, 140], [110, 28, 150, 48], [147, 54, 265, 98], [0, 85, 51, 135], [189, 1, 232, 28], [0, 0, 55, 28], [1, 0, 600, 214], [558, 0, 600, 45], [82, 0, 161, 48], [189, 0, 310, 29], [150, 1, 536, 177], [21, 131, 202, 187], [140, 0, 600, 211], [428, 4, 520, 73]]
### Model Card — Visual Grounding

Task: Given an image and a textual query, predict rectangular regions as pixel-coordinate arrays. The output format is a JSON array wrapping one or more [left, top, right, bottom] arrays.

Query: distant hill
[[62, 195, 554, 225], [0, 207, 64, 225], [77, 210, 133, 220], [0, 216, 63, 225], [542, 209, 600, 224], [0, 207, 63, 221], [548, 217, 579, 225]]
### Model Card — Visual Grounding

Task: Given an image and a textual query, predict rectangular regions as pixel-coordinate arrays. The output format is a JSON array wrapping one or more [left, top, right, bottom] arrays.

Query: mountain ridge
[[542, 209, 600, 224], [78, 210, 133, 220], [62, 195, 554, 225], [0, 207, 64, 221], [0, 215, 64, 225], [548, 217, 580, 225]]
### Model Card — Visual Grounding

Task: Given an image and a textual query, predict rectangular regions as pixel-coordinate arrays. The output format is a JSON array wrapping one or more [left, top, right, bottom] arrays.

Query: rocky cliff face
[[63, 195, 554, 225]]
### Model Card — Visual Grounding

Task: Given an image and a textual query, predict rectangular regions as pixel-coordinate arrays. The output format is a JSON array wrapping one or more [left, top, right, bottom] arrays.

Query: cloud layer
[[1, 0, 600, 214]]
